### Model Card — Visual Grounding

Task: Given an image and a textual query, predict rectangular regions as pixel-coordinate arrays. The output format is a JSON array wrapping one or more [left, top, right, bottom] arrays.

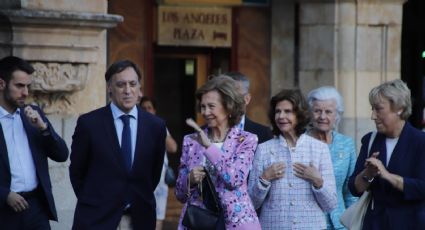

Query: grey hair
[[307, 86, 344, 128], [369, 79, 411, 120], [223, 72, 250, 94]]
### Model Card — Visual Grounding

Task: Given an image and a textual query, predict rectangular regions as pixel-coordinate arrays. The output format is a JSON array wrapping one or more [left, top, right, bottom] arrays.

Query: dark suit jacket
[[244, 117, 272, 144], [348, 122, 425, 230], [69, 105, 166, 230], [0, 105, 69, 224]]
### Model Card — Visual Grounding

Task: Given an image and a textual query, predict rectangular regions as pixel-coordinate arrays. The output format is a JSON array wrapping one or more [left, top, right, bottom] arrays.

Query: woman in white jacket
[[248, 89, 337, 230]]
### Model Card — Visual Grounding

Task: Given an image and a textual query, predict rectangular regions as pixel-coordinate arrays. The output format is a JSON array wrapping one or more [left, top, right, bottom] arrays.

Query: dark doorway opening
[[152, 47, 230, 170], [153, 56, 197, 171], [402, 0, 425, 129]]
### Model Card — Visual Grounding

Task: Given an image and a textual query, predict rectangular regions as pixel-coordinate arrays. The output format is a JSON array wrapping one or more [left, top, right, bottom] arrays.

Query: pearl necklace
[[209, 128, 230, 143]]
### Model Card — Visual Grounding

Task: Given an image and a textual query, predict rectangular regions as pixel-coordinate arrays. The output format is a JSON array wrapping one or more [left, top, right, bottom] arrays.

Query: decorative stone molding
[[0, 9, 123, 63], [30, 62, 88, 114], [0, 9, 122, 115], [31, 91, 76, 115], [0, 9, 123, 29], [31, 62, 88, 92]]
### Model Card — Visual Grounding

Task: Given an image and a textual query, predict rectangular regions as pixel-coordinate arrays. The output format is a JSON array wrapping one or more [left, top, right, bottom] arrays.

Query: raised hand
[[185, 118, 202, 132], [186, 118, 211, 148], [24, 106, 47, 131]]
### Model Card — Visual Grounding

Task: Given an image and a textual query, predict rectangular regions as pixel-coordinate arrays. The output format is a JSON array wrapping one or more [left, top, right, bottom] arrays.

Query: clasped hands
[[363, 152, 388, 180], [262, 161, 323, 189]]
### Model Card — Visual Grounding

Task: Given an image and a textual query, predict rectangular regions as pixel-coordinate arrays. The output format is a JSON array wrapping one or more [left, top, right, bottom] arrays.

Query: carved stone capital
[[31, 62, 88, 93], [30, 62, 88, 114], [31, 92, 76, 115]]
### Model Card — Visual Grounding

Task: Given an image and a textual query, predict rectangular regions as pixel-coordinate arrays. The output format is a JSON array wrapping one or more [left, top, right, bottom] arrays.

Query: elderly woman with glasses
[[348, 79, 425, 230], [248, 89, 337, 229], [307, 86, 358, 229]]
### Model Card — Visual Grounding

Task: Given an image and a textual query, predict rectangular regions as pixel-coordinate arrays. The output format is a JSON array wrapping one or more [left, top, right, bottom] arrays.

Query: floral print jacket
[[175, 126, 261, 230]]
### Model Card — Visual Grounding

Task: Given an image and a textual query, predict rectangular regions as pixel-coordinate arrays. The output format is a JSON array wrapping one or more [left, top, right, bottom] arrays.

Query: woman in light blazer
[[175, 75, 261, 230], [248, 89, 337, 230], [307, 86, 358, 229]]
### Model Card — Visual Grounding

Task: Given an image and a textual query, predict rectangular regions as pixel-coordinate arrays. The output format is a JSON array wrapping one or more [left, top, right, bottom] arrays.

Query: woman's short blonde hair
[[195, 75, 245, 127], [369, 79, 412, 120]]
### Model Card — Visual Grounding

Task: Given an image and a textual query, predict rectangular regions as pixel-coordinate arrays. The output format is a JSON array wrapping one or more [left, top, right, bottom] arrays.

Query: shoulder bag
[[340, 131, 377, 230], [182, 170, 225, 230]]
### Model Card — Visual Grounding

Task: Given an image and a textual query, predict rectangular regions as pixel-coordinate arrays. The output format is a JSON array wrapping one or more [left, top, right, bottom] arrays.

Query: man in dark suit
[[226, 72, 273, 144], [0, 56, 69, 229], [69, 60, 166, 229]]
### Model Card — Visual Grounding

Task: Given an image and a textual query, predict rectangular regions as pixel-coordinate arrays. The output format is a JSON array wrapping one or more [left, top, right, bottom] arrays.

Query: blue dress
[[326, 131, 358, 229]]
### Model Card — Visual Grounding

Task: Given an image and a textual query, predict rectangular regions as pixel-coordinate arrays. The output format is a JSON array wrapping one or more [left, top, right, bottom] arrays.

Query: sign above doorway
[[157, 6, 232, 47], [159, 0, 241, 5], [158, 0, 269, 6]]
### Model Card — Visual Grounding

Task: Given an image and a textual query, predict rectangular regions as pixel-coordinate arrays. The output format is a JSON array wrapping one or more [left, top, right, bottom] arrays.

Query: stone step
[[163, 187, 183, 229]]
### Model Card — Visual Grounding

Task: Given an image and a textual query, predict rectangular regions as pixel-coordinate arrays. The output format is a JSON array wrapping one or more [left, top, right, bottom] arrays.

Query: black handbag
[[182, 170, 225, 230]]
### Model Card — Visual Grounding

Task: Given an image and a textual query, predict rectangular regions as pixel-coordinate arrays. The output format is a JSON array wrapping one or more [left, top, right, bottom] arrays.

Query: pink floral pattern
[[175, 127, 261, 230]]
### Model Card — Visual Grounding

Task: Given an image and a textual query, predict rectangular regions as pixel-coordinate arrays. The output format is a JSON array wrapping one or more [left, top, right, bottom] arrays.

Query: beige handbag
[[340, 132, 376, 230]]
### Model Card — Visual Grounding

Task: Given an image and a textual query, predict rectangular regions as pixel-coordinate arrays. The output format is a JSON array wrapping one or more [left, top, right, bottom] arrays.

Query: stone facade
[[0, 1, 122, 228], [271, 0, 405, 150], [0, 0, 407, 229]]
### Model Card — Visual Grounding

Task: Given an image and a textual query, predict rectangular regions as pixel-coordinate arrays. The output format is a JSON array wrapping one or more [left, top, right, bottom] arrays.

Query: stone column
[[297, 0, 405, 149], [0, 1, 122, 228], [271, 0, 296, 96]]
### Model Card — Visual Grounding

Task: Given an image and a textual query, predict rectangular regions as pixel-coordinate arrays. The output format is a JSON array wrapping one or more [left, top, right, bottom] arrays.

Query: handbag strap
[[368, 131, 377, 156], [366, 131, 377, 210], [186, 169, 222, 211], [203, 170, 222, 211], [186, 171, 203, 199]]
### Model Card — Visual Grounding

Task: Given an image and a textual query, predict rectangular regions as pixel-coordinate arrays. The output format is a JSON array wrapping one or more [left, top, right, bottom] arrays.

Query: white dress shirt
[[110, 103, 138, 165], [238, 114, 246, 130], [0, 106, 38, 192]]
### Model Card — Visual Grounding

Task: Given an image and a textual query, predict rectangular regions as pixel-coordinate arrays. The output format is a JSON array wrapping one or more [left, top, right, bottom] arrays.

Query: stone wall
[[271, 0, 405, 150], [0, 1, 122, 228]]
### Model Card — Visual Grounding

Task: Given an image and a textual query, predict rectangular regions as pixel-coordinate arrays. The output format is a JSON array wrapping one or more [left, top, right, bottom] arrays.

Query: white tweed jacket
[[248, 134, 337, 230]]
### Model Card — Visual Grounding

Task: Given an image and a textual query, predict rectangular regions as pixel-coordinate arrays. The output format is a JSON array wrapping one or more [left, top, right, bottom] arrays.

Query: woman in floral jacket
[[175, 75, 261, 230]]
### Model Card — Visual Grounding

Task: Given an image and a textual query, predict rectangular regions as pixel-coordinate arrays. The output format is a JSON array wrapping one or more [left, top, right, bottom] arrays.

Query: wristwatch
[[362, 175, 374, 183]]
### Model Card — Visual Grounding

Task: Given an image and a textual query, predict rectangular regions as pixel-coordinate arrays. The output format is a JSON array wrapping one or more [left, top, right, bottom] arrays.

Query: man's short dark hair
[[0, 56, 35, 83], [139, 96, 157, 110], [105, 60, 142, 82], [225, 71, 250, 94]]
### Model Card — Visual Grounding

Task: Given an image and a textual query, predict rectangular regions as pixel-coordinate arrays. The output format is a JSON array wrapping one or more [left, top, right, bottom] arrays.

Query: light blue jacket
[[326, 131, 358, 229]]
